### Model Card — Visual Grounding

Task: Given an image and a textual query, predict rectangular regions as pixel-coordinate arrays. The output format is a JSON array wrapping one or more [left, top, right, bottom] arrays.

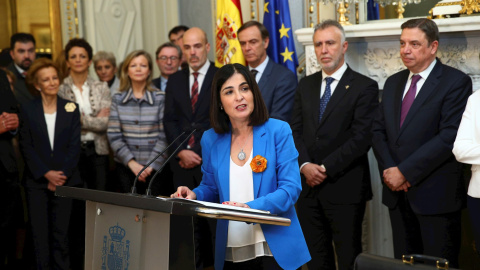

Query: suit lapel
[[318, 67, 353, 127], [181, 69, 193, 116], [54, 98, 67, 152], [308, 72, 323, 127], [398, 61, 442, 136], [252, 124, 267, 198], [195, 62, 215, 114], [393, 71, 410, 135], [217, 131, 231, 202], [257, 59, 273, 95], [33, 98, 50, 150]]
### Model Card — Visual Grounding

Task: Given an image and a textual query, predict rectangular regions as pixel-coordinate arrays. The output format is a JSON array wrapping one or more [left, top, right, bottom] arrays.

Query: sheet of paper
[[156, 197, 270, 214]]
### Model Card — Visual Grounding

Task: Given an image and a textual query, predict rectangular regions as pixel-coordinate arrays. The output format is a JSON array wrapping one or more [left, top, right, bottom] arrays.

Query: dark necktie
[[191, 72, 199, 112], [188, 72, 199, 148], [400, 74, 421, 127], [251, 69, 258, 80], [318, 77, 334, 122]]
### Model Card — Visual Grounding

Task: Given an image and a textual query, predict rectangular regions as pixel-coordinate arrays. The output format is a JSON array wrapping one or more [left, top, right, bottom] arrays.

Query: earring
[[220, 105, 223, 110], [37, 88, 41, 91]]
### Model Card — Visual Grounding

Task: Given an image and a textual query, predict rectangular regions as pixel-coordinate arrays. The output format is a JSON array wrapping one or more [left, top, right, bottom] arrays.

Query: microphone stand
[[144, 129, 196, 197], [129, 131, 186, 195]]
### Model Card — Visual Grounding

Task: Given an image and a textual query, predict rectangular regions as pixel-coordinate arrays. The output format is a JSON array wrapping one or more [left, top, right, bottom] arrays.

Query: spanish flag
[[215, 0, 246, 67]]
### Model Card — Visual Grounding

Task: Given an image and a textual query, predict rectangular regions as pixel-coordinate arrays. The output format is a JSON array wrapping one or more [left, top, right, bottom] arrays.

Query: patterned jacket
[[58, 75, 111, 155], [107, 89, 167, 171]]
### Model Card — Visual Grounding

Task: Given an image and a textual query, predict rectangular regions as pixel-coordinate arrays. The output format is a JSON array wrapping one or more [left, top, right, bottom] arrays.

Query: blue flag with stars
[[263, 0, 298, 78]]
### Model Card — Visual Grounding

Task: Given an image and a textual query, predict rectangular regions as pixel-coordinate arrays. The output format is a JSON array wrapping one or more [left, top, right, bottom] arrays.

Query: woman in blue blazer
[[20, 58, 81, 269], [172, 64, 310, 270]]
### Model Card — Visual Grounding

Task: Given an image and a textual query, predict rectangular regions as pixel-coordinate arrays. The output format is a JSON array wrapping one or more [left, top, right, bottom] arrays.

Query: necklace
[[236, 132, 252, 161]]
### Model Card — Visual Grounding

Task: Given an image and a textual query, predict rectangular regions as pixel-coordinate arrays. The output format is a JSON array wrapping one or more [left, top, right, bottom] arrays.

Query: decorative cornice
[[296, 16, 480, 45]]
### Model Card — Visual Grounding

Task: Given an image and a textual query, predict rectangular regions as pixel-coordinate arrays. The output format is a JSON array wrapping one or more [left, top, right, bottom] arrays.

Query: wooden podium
[[56, 186, 290, 270]]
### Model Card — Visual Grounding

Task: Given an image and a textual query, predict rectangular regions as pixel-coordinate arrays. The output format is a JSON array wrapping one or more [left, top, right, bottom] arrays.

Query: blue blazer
[[257, 59, 297, 122], [19, 96, 82, 188], [193, 119, 310, 270]]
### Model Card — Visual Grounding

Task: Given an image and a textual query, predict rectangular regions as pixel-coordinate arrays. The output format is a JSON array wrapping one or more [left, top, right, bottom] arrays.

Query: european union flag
[[263, 0, 298, 78]]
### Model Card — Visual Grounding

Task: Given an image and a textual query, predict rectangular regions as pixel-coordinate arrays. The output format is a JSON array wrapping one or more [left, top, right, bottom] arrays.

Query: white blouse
[[225, 149, 272, 262], [453, 90, 480, 198], [71, 82, 95, 141], [44, 112, 56, 151]]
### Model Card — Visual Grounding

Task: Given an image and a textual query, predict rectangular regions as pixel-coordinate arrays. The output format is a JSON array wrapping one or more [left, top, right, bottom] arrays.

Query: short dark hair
[[64, 38, 93, 60], [155, 42, 182, 60], [10, 33, 36, 50], [237, 21, 270, 41], [210, 63, 269, 133], [168, 25, 189, 38], [401, 18, 439, 46]]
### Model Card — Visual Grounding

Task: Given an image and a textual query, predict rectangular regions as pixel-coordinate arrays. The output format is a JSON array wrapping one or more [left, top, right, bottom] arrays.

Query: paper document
[[156, 197, 271, 214]]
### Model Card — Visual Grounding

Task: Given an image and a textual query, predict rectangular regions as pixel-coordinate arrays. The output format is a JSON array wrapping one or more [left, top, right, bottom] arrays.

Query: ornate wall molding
[[59, 0, 83, 44], [58, 0, 180, 78], [82, 0, 143, 65]]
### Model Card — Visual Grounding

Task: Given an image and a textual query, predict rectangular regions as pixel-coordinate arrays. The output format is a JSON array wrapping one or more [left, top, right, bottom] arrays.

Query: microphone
[[130, 131, 186, 195], [145, 129, 196, 197]]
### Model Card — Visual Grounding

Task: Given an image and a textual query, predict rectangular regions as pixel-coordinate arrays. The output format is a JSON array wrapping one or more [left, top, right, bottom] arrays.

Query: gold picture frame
[[30, 23, 52, 54]]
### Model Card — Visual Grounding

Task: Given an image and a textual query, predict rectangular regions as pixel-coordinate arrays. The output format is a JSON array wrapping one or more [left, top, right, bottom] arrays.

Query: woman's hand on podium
[[222, 201, 250, 208], [171, 186, 197, 200]]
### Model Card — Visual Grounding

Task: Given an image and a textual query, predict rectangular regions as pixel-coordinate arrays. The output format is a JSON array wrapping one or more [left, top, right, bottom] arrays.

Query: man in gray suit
[[238, 21, 297, 122], [8, 33, 36, 107]]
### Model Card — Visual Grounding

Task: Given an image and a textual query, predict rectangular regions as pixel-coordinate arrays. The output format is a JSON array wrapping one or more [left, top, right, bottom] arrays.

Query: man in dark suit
[[152, 42, 182, 91], [238, 21, 297, 122], [164, 27, 218, 189], [164, 27, 218, 269], [7, 33, 36, 107], [372, 19, 471, 267], [0, 69, 21, 268], [291, 20, 379, 270]]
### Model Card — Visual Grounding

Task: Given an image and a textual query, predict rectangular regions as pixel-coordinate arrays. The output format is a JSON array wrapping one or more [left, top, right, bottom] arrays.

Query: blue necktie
[[319, 77, 334, 122]]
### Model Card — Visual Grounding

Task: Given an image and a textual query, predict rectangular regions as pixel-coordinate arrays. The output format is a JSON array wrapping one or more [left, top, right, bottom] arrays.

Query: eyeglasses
[[158, 56, 179, 61]]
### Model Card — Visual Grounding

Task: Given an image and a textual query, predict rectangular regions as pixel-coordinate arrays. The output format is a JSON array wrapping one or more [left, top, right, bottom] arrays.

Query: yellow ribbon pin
[[65, 102, 76, 112]]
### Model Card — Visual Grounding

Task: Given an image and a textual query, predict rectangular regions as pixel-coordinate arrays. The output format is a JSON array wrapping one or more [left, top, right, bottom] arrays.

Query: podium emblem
[[101, 223, 130, 270]]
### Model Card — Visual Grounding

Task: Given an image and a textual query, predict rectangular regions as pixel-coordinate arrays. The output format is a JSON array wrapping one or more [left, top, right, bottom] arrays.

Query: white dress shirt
[[188, 61, 211, 97], [249, 56, 269, 83]]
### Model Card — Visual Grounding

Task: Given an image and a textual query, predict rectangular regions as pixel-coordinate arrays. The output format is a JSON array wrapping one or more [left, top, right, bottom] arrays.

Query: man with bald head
[[164, 27, 217, 189], [163, 27, 218, 269]]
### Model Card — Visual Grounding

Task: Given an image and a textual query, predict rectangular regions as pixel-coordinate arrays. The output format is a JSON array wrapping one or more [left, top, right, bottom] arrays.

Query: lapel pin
[[345, 85, 350, 89], [65, 102, 76, 112]]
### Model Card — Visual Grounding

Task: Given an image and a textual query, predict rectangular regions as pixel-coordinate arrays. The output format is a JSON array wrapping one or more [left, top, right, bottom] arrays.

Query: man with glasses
[[153, 42, 182, 91]]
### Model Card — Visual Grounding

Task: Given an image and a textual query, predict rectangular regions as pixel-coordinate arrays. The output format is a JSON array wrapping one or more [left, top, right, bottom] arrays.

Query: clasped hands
[[383, 167, 411, 192], [177, 150, 202, 169], [171, 186, 250, 208], [0, 112, 19, 134], [44, 170, 67, 192], [128, 159, 153, 182], [301, 163, 327, 187]]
